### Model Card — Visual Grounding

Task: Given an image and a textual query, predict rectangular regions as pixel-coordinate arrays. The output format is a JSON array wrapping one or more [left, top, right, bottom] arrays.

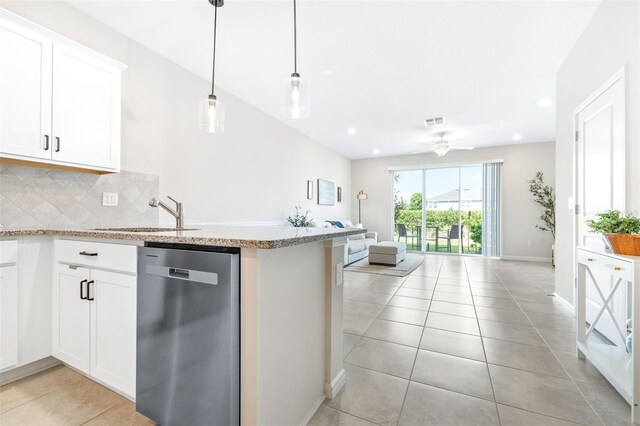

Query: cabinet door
[[90, 269, 136, 397], [53, 265, 91, 373], [51, 44, 120, 170], [0, 265, 18, 370], [0, 16, 52, 159]]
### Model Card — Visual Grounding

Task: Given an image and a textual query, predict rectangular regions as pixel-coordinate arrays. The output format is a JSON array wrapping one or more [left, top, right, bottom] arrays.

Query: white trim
[[387, 159, 503, 172], [553, 292, 575, 311], [573, 67, 625, 115], [501, 255, 553, 263], [0, 356, 60, 386], [324, 367, 346, 399], [300, 395, 326, 426], [0, 8, 127, 71]]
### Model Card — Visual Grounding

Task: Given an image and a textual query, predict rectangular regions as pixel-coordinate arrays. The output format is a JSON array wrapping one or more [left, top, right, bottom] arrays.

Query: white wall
[[351, 142, 555, 260], [2, 1, 351, 225], [555, 0, 640, 307]]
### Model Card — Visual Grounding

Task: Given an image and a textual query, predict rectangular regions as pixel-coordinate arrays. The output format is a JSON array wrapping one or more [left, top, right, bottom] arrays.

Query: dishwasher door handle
[[169, 268, 190, 279], [145, 264, 218, 285]]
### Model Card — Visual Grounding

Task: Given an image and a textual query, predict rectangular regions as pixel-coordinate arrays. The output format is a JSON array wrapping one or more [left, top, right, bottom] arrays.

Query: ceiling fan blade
[[450, 146, 475, 150]]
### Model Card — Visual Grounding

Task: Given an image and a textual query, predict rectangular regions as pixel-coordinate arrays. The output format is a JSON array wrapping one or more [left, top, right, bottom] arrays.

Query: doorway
[[393, 165, 483, 255]]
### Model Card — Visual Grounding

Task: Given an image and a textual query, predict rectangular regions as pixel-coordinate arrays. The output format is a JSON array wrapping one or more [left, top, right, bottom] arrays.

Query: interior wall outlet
[[336, 263, 344, 286], [102, 192, 119, 207], [527, 240, 534, 247]]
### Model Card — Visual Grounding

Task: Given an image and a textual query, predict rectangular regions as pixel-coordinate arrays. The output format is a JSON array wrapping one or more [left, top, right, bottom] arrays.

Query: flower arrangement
[[286, 205, 312, 227]]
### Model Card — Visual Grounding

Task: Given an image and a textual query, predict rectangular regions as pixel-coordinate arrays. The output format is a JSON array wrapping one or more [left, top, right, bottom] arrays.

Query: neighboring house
[[427, 188, 482, 211]]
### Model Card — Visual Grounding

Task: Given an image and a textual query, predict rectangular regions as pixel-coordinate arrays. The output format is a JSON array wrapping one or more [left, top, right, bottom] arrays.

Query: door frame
[[571, 66, 626, 307]]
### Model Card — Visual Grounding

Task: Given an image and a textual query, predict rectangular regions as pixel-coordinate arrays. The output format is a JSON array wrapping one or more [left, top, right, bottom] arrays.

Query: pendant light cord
[[293, 0, 297, 74], [211, 3, 218, 96]]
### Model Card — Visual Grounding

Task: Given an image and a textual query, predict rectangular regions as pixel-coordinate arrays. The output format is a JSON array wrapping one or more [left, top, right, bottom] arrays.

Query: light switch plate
[[336, 263, 344, 286], [102, 192, 119, 207]]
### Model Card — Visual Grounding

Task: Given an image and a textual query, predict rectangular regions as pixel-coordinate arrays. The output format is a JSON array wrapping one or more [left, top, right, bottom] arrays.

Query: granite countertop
[[0, 225, 367, 249]]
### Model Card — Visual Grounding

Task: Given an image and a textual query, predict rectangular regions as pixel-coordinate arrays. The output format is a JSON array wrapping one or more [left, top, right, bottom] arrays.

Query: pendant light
[[199, 0, 226, 133], [282, 0, 310, 119]]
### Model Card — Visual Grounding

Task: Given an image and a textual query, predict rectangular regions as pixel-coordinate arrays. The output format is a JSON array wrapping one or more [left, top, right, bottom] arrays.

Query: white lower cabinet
[[54, 266, 91, 373], [90, 269, 136, 397], [53, 239, 137, 398], [0, 263, 19, 370]]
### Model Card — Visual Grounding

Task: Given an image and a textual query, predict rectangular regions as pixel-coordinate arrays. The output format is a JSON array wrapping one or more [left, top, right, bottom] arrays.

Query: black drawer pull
[[55, 136, 61, 152], [79, 251, 98, 257], [80, 279, 88, 300], [87, 280, 95, 301]]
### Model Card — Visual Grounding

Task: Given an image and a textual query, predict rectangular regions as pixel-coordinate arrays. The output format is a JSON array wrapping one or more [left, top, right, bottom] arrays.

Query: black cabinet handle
[[87, 280, 95, 301], [44, 135, 50, 151], [80, 279, 88, 300], [79, 251, 98, 257], [55, 136, 60, 152]]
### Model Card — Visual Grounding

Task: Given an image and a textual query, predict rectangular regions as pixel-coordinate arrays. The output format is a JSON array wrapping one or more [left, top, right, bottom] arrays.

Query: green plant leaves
[[585, 210, 640, 234]]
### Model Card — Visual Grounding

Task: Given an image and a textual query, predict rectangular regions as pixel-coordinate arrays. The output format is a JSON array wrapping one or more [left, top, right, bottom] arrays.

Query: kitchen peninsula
[[0, 225, 364, 425]]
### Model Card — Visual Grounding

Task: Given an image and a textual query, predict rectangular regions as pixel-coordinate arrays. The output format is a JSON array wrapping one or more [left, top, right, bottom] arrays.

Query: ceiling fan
[[413, 132, 475, 157]]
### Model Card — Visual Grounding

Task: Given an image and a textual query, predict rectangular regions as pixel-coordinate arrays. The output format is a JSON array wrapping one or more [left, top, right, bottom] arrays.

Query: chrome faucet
[[149, 196, 184, 229]]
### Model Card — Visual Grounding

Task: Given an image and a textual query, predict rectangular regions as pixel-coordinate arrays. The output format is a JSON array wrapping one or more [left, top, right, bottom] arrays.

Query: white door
[[51, 44, 120, 169], [0, 17, 52, 159], [575, 72, 625, 344], [90, 269, 136, 397], [53, 265, 91, 373], [0, 264, 18, 370]]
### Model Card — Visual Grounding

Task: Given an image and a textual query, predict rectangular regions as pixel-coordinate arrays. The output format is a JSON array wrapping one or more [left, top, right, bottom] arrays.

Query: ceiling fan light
[[433, 143, 450, 156]]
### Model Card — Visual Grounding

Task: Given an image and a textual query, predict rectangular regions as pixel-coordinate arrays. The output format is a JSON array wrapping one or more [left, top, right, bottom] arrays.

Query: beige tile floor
[[310, 255, 633, 426], [0, 365, 153, 426], [1, 255, 632, 425]]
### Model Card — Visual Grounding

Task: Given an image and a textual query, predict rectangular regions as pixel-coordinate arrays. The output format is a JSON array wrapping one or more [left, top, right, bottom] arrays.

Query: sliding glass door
[[394, 165, 484, 255]]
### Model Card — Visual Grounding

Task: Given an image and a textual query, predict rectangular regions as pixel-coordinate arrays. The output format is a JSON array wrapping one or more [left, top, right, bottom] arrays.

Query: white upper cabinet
[[0, 10, 125, 172], [0, 17, 52, 160], [52, 45, 121, 170]]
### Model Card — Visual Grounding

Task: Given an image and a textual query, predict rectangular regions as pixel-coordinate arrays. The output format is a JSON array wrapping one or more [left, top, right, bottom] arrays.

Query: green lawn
[[394, 234, 481, 254]]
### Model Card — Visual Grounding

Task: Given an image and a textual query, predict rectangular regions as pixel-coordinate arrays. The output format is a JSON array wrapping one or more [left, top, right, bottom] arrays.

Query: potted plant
[[528, 172, 555, 265], [585, 210, 640, 255]]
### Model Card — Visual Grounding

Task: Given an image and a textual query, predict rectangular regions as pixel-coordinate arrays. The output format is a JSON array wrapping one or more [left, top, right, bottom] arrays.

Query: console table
[[576, 246, 639, 424]]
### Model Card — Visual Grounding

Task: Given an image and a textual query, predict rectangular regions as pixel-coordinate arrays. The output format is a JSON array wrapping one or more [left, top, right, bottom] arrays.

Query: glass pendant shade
[[199, 96, 226, 133], [282, 74, 310, 119], [433, 143, 449, 157]]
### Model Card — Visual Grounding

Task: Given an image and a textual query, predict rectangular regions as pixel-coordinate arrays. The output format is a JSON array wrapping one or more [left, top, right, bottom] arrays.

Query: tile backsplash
[[0, 163, 159, 228]]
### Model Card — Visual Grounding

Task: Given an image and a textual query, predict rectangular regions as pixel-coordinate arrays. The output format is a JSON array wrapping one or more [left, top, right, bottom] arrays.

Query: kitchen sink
[[92, 227, 200, 233]]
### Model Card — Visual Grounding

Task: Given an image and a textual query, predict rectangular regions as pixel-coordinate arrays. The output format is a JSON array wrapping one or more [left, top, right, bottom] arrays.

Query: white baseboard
[[553, 292, 575, 312], [324, 368, 346, 399], [300, 395, 326, 426], [0, 357, 60, 386], [501, 255, 553, 263]]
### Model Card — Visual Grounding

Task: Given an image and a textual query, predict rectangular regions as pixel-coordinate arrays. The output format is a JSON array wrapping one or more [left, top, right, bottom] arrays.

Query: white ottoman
[[369, 241, 407, 266]]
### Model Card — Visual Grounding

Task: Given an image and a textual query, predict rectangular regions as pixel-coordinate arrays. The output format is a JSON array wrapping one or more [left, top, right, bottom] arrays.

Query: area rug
[[345, 253, 424, 277]]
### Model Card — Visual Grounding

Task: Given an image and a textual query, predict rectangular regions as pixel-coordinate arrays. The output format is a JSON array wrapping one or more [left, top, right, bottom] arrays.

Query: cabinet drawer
[[577, 250, 602, 266], [54, 239, 136, 274], [600, 261, 633, 282], [0, 240, 18, 264]]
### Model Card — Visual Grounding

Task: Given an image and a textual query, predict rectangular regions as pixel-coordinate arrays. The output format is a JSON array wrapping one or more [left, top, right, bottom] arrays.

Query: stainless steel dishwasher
[[136, 243, 240, 426]]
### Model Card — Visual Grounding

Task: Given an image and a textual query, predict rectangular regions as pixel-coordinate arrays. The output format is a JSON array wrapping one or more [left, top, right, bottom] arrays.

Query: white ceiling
[[66, 0, 601, 159]]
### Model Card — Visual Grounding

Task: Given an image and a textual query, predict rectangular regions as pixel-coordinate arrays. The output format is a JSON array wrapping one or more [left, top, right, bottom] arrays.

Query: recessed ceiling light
[[321, 69, 333, 76], [347, 128, 357, 135], [373, 148, 380, 155], [537, 98, 553, 108], [513, 134, 522, 141]]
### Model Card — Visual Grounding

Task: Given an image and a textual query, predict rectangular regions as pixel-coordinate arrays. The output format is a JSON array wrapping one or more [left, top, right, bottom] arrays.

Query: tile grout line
[[494, 266, 606, 425], [394, 257, 442, 426], [465, 258, 502, 426]]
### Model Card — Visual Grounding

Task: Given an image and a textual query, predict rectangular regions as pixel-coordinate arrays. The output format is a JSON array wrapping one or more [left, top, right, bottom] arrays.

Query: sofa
[[309, 219, 378, 265]]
